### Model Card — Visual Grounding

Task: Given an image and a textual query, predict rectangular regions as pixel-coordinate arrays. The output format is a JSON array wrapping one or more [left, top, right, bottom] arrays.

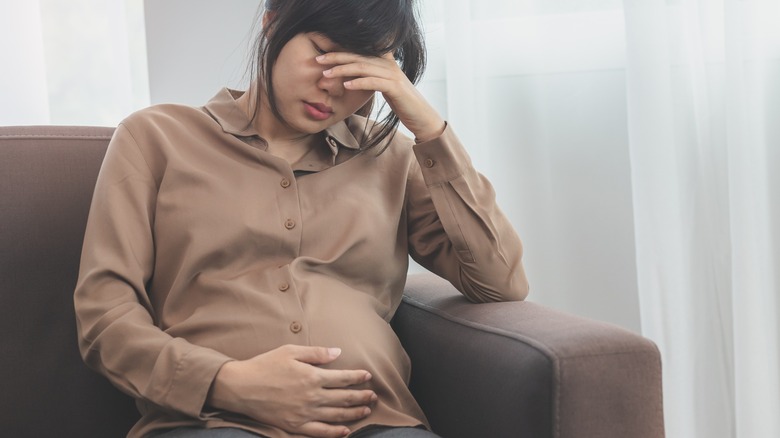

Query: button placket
[[276, 266, 305, 338], [274, 171, 305, 339], [278, 171, 299, 233]]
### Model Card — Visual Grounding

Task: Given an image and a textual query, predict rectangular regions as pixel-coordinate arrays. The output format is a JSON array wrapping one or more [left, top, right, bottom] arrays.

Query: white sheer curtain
[[0, 0, 149, 126], [624, 0, 780, 437], [416, 0, 645, 332], [0, 0, 50, 124], [423, 0, 779, 436]]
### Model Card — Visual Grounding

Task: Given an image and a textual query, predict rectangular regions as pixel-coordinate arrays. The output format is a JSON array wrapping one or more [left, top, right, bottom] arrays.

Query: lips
[[303, 101, 333, 121], [308, 102, 333, 113]]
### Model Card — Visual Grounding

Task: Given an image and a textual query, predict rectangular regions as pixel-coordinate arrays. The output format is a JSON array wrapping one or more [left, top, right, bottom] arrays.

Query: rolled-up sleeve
[[73, 123, 232, 418], [406, 124, 529, 303]]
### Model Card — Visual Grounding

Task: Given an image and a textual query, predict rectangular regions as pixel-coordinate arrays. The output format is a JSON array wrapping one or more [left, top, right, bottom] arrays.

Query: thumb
[[287, 345, 342, 365]]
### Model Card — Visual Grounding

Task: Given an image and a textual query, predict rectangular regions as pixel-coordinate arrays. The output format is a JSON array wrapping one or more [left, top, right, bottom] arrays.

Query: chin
[[303, 117, 343, 132], [299, 121, 331, 134]]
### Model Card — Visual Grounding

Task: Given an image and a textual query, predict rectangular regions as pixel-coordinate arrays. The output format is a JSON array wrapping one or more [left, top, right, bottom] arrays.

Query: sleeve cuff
[[412, 123, 474, 186], [164, 343, 233, 419]]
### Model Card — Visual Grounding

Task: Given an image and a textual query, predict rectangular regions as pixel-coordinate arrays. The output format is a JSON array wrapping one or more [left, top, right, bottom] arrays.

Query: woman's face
[[267, 32, 375, 136]]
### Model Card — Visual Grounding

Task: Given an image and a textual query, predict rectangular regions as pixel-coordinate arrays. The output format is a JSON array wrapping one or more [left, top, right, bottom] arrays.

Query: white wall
[[144, 0, 261, 105], [143, 0, 642, 333]]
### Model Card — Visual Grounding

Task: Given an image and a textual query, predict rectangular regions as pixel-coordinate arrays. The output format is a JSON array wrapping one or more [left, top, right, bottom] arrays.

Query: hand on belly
[[206, 344, 377, 438]]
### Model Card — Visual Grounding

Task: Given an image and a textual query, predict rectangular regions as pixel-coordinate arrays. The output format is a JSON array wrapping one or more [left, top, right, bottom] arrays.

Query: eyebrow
[[310, 33, 346, 52]]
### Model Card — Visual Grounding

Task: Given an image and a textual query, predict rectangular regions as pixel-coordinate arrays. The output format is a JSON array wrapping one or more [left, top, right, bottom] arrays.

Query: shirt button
[[290, 321, 303, 333], [285, 219, 296, 229], [280, 178, 291, 188], [278, 282, 289, 292], [424, 158, 435, 168]]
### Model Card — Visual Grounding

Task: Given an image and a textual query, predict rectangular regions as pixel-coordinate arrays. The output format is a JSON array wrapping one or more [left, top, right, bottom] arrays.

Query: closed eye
[[312, 42, 329, 56]]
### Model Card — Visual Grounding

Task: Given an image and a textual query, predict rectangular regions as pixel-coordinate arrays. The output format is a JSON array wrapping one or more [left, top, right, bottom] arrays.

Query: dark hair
[[250, 0, 426, 153]]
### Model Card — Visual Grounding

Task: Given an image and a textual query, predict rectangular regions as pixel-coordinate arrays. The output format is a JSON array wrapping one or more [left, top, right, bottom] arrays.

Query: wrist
[[206, 360, 238, 412], [414, 120, 446, 144]]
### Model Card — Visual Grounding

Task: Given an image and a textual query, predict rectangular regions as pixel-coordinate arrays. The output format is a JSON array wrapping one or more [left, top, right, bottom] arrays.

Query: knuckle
[[333, 410, 350, 422], [281, 415, 304, 430], [349, 406, 370, 420], [301, 374, 317, 388], [299, 386, 315, 402], [342, 392, 358, 407], [306, 371, 324, 387]]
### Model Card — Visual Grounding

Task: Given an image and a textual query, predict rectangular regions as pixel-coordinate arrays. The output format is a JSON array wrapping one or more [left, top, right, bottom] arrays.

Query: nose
[[317, 70, 346, 97]]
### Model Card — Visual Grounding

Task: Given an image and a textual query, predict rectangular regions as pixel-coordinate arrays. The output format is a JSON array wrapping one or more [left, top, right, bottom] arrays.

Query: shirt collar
[[202, 88, 361, 153]]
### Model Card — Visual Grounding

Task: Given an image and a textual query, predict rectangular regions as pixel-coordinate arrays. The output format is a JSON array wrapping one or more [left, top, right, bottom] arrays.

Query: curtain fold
[[624, 0, 780, 436], [725, 1, 780, 435]]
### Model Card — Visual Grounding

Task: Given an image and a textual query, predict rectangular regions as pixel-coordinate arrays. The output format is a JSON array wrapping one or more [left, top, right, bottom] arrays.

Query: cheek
[[345, 91, 375, 112], [273, 57, 320, 94]]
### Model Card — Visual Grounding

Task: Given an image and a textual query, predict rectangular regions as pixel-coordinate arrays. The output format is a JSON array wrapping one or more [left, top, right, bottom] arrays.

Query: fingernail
[[343, 81, 352, 88], [370, 393, 378, 402], [328, 347, 341, 358], [323, 69, 332, 76], [316, 55, 326, 62], [363, 407, 372, 416], [364, 372, 372, 381]]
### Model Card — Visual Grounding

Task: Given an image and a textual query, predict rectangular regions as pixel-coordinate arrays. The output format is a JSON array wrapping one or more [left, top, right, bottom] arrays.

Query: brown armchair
[[0, 125, 664, 437]]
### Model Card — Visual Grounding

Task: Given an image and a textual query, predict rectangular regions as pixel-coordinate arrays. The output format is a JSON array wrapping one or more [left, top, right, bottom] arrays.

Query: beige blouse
[[74, 88, 528, 438]]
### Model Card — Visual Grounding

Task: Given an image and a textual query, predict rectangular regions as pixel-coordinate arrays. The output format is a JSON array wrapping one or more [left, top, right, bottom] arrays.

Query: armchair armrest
[[393, 274, 664, 438]]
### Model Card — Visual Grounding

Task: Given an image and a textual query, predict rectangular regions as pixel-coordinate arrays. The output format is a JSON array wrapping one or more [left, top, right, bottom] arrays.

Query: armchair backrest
[[0, 126, 139, 436]]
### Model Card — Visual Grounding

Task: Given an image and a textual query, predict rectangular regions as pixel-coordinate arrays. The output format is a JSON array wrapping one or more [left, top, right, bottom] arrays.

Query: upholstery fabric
[[0, 125, 664, 438], [0, 126, 139, 436]]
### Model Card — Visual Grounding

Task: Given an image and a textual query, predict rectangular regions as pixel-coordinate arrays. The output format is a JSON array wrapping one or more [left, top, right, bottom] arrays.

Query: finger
[[316, 51, 385, 66], [296, 422, 351, 438], [318, 368, 373, 388], [343, 77, 397, 94], [317, 389, 378, 407], [323, 62, 397, 81], [313, 405, 372, 423], [283, 345, 342, 365]]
